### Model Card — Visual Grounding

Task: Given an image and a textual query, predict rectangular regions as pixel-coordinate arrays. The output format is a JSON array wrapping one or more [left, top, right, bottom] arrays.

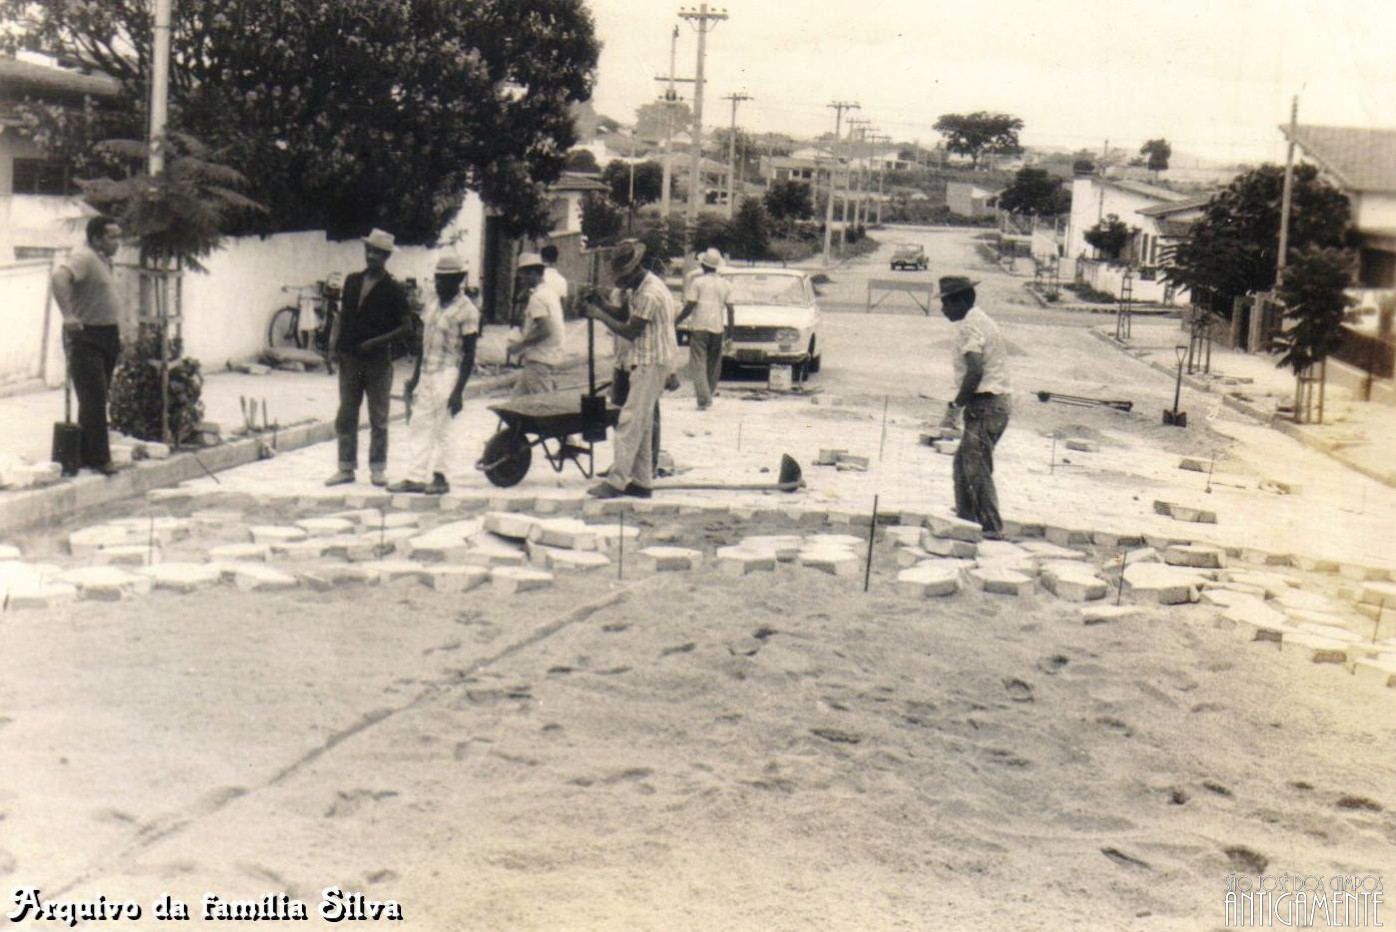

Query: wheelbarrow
[[477, 388, 620, 487]]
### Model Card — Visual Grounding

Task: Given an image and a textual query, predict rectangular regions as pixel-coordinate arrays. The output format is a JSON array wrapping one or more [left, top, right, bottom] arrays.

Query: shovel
[[652, 453, 806, 493]]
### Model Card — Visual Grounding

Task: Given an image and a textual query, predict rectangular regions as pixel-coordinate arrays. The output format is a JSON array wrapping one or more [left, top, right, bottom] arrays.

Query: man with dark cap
[[388, 254, 479, 496], [326, 227, 411, 487], [581, 241, 678, 498], [937, 275, 1012, 537]]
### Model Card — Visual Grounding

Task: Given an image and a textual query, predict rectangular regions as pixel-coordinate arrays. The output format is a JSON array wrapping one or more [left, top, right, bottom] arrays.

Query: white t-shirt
[[522, 284, 566, 367], [543, 266, 569, 304], [953, 306, 1012, 396], [685, 273, 732, 333]]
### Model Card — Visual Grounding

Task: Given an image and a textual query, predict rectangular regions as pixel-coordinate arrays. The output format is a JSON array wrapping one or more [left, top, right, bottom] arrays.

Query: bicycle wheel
[[267, 306, 309, 350]]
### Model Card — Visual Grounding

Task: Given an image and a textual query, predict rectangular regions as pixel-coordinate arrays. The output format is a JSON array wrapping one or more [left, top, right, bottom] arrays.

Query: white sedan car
[[718, 267, 823, 379]]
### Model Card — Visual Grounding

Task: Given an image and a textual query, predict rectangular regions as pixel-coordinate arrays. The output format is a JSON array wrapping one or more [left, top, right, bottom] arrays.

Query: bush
[[1276, 246, 1356, 375], [110, 325, 205, 444]]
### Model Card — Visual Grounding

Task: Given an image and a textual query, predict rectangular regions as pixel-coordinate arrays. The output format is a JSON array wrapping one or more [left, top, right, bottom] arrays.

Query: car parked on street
[[890, 243, 928, 271], [719, 267, 823, 380]]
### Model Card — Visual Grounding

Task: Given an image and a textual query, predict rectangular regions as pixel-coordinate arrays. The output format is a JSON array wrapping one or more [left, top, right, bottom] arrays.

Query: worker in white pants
[[388, 254, 480, 495]]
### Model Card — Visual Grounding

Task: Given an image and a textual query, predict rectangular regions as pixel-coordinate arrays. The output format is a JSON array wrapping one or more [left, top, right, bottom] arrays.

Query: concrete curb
[[1086, 328, 1396, 490]]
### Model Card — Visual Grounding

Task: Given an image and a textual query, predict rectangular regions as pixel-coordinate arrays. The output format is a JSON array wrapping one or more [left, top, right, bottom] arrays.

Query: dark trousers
[[67, 326, 121, 467], [336, 351, 393, 470], [953, 393, 1011, 534], [612, 367, 660, 471]]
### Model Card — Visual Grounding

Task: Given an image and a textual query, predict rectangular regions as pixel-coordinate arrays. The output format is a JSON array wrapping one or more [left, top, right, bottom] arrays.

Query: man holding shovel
[[937, 276, 1012, 537], [582, 242, 678, 499]]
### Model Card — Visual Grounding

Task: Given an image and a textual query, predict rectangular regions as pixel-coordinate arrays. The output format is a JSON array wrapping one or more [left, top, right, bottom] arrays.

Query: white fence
[[0, 260, 65, 390]]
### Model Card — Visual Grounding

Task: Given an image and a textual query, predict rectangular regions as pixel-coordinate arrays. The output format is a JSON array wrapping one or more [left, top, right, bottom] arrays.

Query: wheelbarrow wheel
[[481, 428, 532, 488]]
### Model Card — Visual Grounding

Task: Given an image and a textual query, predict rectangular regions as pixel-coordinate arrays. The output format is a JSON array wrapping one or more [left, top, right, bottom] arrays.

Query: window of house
[[1358, 248, 1395, 289], [11, 158, 75, 196]]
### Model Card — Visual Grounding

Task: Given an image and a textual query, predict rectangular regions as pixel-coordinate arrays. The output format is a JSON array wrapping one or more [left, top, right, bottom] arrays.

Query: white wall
[[1066, 177, 1185, 259], [1355, 192, 1396, 233], [1077, 258, 1186, 305], [0, 260, 61, 389]]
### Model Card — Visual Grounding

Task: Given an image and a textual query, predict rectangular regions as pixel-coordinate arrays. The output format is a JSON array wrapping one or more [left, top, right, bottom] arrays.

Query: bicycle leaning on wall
[[266, 273, 343, 374]]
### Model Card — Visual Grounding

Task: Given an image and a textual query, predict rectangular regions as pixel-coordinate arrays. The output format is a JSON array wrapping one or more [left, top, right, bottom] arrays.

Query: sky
[[584, 0, 1396, 166]]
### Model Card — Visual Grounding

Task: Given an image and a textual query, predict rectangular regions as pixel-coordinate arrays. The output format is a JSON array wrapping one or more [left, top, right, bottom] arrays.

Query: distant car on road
[[719, 267, 823, 380], [890, 243, 928, 271]]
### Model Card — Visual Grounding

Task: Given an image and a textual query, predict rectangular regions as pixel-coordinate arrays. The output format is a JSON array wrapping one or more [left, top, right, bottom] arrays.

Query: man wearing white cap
[[388, 254, 480, 495], [677, 246, 733, 410], [507, 252, 566, 396], [326, 228, 411, 487]]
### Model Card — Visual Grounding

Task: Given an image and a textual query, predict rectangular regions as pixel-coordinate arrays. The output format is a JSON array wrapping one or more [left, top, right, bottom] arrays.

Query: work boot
[[324, 469, 355, 487], [587, 483, 625, 499], [370, 468, 387, 487], [425, 473, 450, 496], [622, 482, 652, 498], [387, 479, 426, 494]]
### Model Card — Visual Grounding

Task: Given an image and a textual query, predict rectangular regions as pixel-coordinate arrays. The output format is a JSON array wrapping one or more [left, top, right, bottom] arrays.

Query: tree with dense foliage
[[1083, 214, 1133, 262], [601, 160, 663, 208], [998, 167, 1070, 216], [1139, 138, 1171, 176], [1275, 246, 1356, 376], [579, 192, 623, 246], [728, 199, 771, 262], [764, 180, 813, 226], [566, 149, 601, 173], [1163, 164, 1351, 306], [634, 100, 692, 141], [2, 0, 601, 242], [932, 112, 1024, 169]]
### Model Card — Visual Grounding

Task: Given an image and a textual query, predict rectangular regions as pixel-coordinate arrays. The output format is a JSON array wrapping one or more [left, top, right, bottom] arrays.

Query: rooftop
[[1281, 124, 1396, 194], [0, 57, 121, 99], [1137, 194, 1214, 217]]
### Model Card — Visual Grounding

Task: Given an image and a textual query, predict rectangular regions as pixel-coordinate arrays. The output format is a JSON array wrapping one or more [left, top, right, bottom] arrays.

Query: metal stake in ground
[[863, 495, 878, 592], [1049, 435, 1056, 475], [878, 396, 889, 461], [617, 509, 625, 580], [1163, 346, 1188, 427], [1115, 548, 1126, 606], [1205, 454, 1216, 494]]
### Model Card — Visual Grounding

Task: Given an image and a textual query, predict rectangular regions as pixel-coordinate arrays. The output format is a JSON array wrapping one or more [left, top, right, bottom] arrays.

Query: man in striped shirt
[[582, 242, 678, 498]]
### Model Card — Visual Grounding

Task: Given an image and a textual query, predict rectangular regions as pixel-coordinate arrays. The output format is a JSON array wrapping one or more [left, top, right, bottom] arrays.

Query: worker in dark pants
[[937, 276, 1012, 537], [51, 216, 125, 477]]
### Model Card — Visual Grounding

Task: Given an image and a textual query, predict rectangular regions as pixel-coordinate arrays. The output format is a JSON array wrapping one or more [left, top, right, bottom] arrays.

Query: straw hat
[[362, 228, 396, 253]]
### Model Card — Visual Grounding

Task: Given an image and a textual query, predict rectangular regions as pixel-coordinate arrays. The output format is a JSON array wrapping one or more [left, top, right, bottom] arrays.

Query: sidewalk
[[0, 320, 605, 532], [1095, 318, 1396, 488]]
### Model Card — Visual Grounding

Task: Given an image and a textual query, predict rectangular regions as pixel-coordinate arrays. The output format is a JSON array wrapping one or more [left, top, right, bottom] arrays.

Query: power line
[[822, 101, 858, 268]]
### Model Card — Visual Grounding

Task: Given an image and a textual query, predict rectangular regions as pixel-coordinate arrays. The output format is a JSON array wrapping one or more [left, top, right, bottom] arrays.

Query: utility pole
[[723, 92, 752, 218], [1277, 95, 1299, 288], [679, 4, 728, 247], [845, 117, 871, 231], [149, 0, 171, 175], [869, 133, 891, 226], [821, 101, 859, 267], [654, 25, 687, 225]]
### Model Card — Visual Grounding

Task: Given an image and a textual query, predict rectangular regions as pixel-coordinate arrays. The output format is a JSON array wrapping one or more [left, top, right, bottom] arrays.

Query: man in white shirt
[[937, 276, 1012, 537], [507, 252, 566, 395], [677, 247, 733, 410], [540, 244, 569, 310]]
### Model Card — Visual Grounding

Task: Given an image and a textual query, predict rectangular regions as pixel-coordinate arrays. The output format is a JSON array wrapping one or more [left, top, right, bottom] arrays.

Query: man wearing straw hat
[[937, 275, 1012, 538], [507, 252, 568, 396], [677, 246, 733, 411], [581, 241, 678, 498], [326, 227, 411, 487], [387, 254, 479, 496]]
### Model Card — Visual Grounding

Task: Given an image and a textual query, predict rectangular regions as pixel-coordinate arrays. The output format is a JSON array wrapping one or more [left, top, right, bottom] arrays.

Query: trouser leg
[[706, 332, 723, 397], [69, 328, 117, 466], [335, 355, 366, 469], [364, 352, 393, 471], [690, 332, 714, 406], [953, 396, 1010, 533], [606, 364, 666, 490]]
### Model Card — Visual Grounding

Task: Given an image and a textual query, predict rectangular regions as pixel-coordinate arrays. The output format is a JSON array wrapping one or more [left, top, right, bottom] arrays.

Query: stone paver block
[[581, 499, 633, 518], [140, 441, 171, 460], [969, 565, 1034, 597], [248, 525, 308, 545], [1082, 605, 1144, 625], [715, 547, 777, 576], [1293, 555, 1340, 574], [55, 566, 152, 601], [977, 540, 1030, 562], [1065, 439, 1099, 453], [883, 527, 923, 548], [1240, 548, 1293, 567], [146, 488, 193, 504], [528, 519, 599, 552], [439, 493, 488, 513], [405, 536, 471, 563], [426, 565, 491, 592], [190, 510, 244, 530], [490, 566, 553, 594], [919, 530, 977, 559], [340, 492, 391, 510], [272, 540, 330, 562], [68, 525, 134, 557], [460, 543, 527, 567], [1019, 540, 1087, 562], [1201, 589, 1266, 610], [897, 564, 961, 598], [1154, 501, 1218, 524], [93, 545, 161, 567], [1339, 562, 1393, 582], [207, 543, 270, 562], [896, 546, 933, 568], [815, 448, 848, 465], [1351, 658, 1396, 689], [326, 508, 383, 526], [1295, 622, 1361, 643], [303, 565, 382, 589], [1358, 581, 1396, 607], [539, 549, 612, 574], [640, 546, 704, 572], [593, 525, 642, 553], [483, 511, 541, 540], [233, 564, 300, 592], [1143, 534, 1194, 551], [1044, 526, 1092, 547], [1280, 632, 1350, 664], [1042, 572, 1108, 602], [1164, 545, 1226, 569], [795, 547, 861, 577], [6, 583, 79, 610], [924, 511, 982, 543], [1002, 518, 1046, 538], [390, 493, 442, 512], [1091, 531, 1145, 550], [834, 452, 870, 470], [804, 533, 866, 550], [741, 535, 802, 561], [364, 560, 433, 584], [140, 562, 223, 593], [296, 517, 356, 537], [1270, 588, 1339, 613], [1222, 570, 1295, 598], [1123, 564, 1204, 605]]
